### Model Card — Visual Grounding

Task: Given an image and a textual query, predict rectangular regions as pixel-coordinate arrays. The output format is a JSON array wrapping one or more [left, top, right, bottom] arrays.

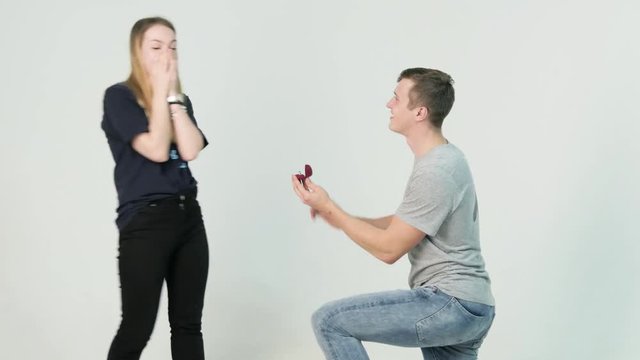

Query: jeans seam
[[415, 297, 455, 343], [430, 347, 441, 360], [324, 295, 422, 328], [319, 296, 421, 360], [318, 294, 423, 348], [320, 326, 340, 359], [451, 298, 486, 319]]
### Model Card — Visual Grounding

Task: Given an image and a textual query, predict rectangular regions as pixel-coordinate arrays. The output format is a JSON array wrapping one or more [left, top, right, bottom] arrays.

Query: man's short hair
[[398, 68, 455, 128]]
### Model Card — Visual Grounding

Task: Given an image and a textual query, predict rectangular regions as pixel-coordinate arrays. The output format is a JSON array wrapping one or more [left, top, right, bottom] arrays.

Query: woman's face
[[140, 24, 177, 74]]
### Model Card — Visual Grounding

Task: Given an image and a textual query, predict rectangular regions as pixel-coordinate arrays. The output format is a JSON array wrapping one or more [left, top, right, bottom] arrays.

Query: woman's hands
[[149, 53, 179, 97]]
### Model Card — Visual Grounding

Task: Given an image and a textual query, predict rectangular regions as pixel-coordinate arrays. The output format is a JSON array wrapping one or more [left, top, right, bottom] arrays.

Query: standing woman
[[101, 17, 209, 360]]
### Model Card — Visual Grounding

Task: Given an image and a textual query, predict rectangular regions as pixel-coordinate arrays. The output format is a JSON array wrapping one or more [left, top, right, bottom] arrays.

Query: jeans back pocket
[[416, 297, 493, 347]]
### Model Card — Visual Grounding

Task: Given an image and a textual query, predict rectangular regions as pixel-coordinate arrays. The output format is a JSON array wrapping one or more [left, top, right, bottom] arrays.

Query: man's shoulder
[[412, 145, 474, 187], [416, 145, 464, 170]]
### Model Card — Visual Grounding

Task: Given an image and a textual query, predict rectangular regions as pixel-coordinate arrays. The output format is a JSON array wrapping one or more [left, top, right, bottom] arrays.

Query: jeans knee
[[311, 302, 337, 334], [170, 320, 202, 336], [114, 325, 153, 350]]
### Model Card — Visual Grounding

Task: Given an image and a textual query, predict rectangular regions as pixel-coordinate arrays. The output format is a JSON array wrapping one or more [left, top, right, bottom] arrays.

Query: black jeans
[[108, 193, 209, 360]]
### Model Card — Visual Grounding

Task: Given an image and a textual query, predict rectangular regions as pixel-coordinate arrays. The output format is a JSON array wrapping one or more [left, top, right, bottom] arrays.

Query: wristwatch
[[167, 93, 186, 105]]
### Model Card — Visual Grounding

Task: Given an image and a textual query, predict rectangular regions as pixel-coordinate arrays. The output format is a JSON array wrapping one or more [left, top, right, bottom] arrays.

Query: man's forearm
[[357, 215, 394, 229], [325, 204, 395, 263]]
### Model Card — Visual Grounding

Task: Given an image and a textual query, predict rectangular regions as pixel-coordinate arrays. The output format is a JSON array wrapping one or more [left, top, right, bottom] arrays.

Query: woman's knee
[[170, 320, 202, 336]]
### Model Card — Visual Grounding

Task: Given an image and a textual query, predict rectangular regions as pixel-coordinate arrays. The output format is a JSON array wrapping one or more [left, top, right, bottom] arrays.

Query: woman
[[101, 17, 209, 360]]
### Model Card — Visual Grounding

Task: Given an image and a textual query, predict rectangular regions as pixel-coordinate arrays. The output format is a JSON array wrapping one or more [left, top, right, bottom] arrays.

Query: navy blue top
[[101, 83, 208, 230]]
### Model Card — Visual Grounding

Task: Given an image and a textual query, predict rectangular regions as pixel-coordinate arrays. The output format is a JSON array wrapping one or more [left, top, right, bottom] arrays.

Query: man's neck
[[406, 128, 448, 158]]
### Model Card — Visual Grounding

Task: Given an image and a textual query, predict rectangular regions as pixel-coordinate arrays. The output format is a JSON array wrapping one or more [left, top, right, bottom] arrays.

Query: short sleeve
[[396, 167, 456, 237], [103, 85, 149, 143], [184, 95, 209, 148]]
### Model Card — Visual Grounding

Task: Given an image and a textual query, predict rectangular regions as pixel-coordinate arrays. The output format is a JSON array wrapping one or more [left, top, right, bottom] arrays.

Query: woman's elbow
[[180, 151, 199, 162], [149, 151, 170, 163]]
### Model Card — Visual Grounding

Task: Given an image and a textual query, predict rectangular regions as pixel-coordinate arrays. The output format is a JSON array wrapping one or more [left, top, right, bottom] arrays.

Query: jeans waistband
[[147, 189, 198, 206]]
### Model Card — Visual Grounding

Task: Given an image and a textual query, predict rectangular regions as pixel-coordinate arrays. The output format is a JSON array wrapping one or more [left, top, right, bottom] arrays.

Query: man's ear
[[415, 106, 429, 122]]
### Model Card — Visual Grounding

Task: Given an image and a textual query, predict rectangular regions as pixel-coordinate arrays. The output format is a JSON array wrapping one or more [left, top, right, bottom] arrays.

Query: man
[[291, 68, 495, 360]]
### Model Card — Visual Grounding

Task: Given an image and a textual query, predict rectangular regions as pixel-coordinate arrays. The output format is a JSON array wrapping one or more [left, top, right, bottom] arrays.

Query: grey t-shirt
[[396, 143, 494, 305]]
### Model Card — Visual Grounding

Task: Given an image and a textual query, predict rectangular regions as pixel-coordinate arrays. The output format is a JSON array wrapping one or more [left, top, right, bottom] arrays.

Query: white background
[[1, 1, 638, 359]]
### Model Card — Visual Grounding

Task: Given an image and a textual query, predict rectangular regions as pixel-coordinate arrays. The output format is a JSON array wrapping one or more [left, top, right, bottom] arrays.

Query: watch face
[[167, 94, 185, 103]]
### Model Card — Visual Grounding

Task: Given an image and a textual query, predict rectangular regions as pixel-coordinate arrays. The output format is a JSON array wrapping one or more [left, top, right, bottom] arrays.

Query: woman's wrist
[[169, 103, 187, 118]]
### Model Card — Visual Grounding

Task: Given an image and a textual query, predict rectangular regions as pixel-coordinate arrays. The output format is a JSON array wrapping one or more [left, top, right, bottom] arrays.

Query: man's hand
[[291, 175, 340, 226], [290, 174, 425, 263]]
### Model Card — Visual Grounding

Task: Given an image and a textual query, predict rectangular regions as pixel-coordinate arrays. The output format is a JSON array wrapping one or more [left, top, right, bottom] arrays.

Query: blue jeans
[[312, 286, 495, 360]]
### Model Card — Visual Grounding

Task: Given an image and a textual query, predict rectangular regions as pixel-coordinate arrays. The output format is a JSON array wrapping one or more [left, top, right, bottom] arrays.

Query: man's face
[[386, 78, 417, 134]]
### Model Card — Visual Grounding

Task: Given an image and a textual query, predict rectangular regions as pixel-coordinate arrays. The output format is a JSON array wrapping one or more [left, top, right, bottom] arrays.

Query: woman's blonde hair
[[126, 17, 181, 110]]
